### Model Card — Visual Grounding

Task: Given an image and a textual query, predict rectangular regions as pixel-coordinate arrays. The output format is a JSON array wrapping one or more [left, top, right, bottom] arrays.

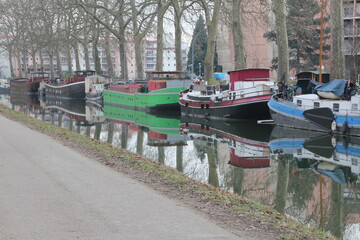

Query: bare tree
[[171, 0, 197, 71], [75, 0, 132, 80], [231, 0, 246, 69], [155, 0, 171, 71], [272, 0, 289, 84], [130, 0, 157, 80], [200, 0, 222, 84], [330, 0, 345, 79]]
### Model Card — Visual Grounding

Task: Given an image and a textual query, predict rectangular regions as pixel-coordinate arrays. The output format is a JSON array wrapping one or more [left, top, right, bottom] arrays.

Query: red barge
[[179, 68, 276, 120]]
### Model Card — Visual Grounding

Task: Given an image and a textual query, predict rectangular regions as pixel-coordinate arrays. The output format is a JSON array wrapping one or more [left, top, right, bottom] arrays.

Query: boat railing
[[226, 86, 275, 99]]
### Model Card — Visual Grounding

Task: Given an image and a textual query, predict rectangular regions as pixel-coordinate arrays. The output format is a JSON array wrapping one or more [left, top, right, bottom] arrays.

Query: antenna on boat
[[319, 0, 325, 83]]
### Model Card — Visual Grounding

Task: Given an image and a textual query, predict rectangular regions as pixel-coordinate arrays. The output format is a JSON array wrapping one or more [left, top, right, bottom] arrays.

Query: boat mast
[[319, 0, 325, 83]]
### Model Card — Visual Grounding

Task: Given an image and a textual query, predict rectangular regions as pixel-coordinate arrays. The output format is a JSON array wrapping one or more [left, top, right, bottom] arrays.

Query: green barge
[[103, 71, 193, 112]]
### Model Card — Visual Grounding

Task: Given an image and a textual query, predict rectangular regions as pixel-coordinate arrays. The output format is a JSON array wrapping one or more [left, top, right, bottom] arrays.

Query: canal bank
[[0, 104, 334, 240]]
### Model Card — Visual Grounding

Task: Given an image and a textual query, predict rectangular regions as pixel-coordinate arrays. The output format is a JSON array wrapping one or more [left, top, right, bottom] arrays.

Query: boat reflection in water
[[10, 93, 42, 116], [180, 117, 272, 169], [269, 126, 360, 239], [103, 105, 188, 163], [269, 127, 359, 185]]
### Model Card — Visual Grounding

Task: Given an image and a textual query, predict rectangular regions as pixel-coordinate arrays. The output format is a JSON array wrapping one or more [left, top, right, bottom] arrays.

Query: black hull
[[45, 82, 85, 99], [10, 81, 40, 94], [180, 101, 270, 120], [148, 102, 180, 113]]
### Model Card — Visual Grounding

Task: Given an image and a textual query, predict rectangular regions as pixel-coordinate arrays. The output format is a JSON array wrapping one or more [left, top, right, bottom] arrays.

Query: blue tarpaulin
[[213, 72, 229, 81], [314, 79, 347, 97]]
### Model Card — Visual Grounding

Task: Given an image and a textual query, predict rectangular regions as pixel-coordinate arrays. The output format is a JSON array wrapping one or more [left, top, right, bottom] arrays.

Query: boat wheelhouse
[[179, 68, 276, 120], [85, 74, 111, 102]]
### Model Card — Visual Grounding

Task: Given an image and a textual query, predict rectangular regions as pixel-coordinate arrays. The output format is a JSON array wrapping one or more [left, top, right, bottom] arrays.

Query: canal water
[[1, 93, 360, 239]]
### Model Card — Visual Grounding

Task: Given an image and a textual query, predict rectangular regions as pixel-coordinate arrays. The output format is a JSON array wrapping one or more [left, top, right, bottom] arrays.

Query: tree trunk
[[174, 15, 183, 71], [203, 0, 221, 85], [8, 47, 14, 78], [173, 0, 185, 71], [56, 49, 63, 79], [105, 32, 114, 77], [83, 23, 91, 70], [92, 25, 102, 74], [118, 17, 128, 81], [272, 0, 289, 84], [104, 0, 114, 77], [16, 52, 21, 77], [331, 0, 345, 79], [232, 0, 246, 69], [134, 36, 144, 80], [66, 44, 72, 73], [73, 43, 81, 71], [31, 49, 37, 73], [49, 53, 55, 79], [39, 50, 44, 72], [22, 48, 28, 78], [156, 0, 165, 71]]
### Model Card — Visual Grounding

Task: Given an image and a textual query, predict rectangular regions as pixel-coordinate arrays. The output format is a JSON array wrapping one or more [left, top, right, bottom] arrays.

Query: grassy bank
[[0, 104, 336, 240]]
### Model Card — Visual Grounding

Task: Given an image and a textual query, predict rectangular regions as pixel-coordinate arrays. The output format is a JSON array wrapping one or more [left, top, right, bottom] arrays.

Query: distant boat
[[10, 72, 50, 94], [268, 79, 360, 136], [179, 68, 277, 120], [44, 70, 95, 99], [103, 71, 193, 112]]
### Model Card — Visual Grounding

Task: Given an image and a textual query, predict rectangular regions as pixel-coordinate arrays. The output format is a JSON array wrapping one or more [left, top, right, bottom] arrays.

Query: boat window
[[201, 104, 204, 109], [206, 104, 209, 109], [352, 158, 358, 166], [233, 93, 236, 100], [185, 103, 188, 107], [314, 102, 319, 108], [297, 149, 302, 155], [297, 100, 302, 107], [333, 103, 339, 112], [352, 104, 358, 111]]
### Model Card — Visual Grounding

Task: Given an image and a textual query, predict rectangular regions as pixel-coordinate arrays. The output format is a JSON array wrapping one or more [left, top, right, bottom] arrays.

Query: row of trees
[[0, 0, 349, 84], [0, 0, 234, 82]]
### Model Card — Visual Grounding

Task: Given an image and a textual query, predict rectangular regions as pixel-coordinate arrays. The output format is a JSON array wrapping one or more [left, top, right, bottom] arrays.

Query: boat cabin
[[145, 71, 192, 92], [85, 74, 111, 94], [227, 68, 272, 91], [65, 70, 96, 84], [31, 72, 50, 82], [296, 71, 330, 83]]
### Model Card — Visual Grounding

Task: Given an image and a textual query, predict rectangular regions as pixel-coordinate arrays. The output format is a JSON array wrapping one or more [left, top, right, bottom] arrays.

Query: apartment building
[[344, 0, 360, 79], [143, 35, 188, 72]]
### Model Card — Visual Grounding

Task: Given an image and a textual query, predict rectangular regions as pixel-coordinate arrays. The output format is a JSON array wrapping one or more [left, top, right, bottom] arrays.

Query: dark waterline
[[1, 93, 359, 240]]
